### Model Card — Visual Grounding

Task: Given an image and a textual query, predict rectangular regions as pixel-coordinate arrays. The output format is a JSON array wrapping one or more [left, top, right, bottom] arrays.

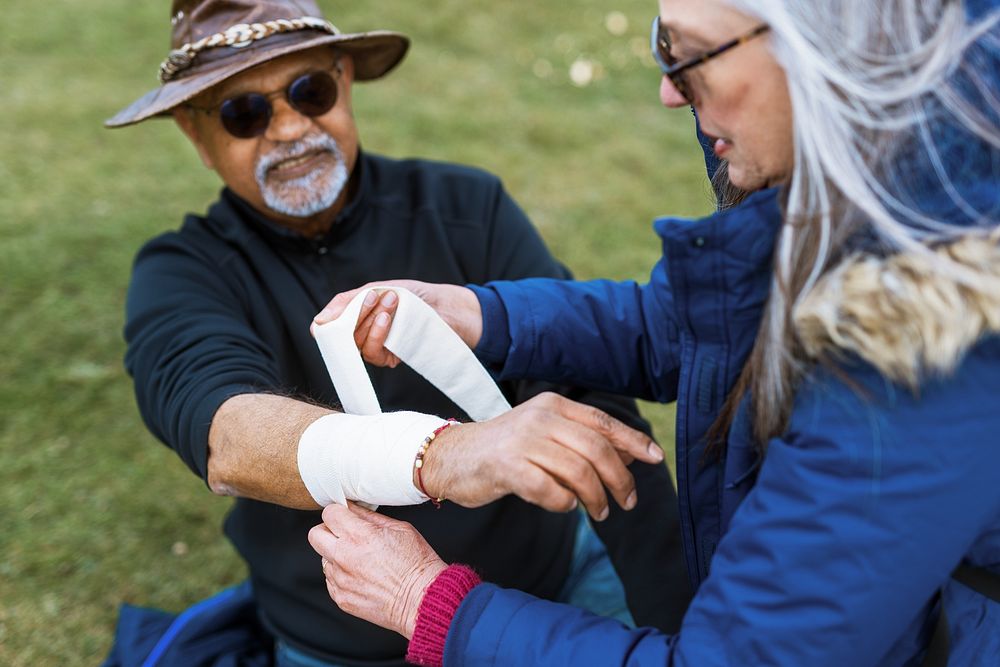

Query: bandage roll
[[299, 287, 511, 508]]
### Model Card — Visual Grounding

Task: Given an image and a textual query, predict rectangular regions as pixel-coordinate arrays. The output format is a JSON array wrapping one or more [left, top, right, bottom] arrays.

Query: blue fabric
[[453, 188, 1000, 665], [470, 284, 512, 366], [693, 109, 722, 181], [102, 581, 273, 667], [554, 512, 635, 627]]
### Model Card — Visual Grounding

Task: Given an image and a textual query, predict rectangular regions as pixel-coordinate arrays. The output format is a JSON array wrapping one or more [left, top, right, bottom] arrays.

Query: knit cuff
[[406, 564, 483, 667]]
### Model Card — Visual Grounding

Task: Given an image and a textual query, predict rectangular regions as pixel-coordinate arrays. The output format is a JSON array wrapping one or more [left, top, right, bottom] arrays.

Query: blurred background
[[0, 1, 714, 663]]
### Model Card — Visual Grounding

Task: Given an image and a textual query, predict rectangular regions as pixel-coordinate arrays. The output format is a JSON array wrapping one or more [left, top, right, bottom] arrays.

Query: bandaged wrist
[[297, 411, 449, 507]]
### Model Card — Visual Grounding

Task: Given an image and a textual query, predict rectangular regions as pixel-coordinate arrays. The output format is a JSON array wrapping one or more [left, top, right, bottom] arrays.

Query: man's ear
[[172, 106, 216, 170], [336, 52, 355, 86]]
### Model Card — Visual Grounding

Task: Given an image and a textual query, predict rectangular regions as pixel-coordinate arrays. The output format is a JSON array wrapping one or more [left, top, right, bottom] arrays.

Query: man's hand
[[419, 392, 665, 522], [311, 280, 483, 367], [308, 503, 447, 639]]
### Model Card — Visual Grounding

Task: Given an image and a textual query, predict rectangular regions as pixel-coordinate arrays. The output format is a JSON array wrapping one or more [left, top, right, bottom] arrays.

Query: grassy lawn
[[0, 1, 714, 663]]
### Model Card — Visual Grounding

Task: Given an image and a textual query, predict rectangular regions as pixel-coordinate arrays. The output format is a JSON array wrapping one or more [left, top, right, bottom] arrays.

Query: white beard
[[254, 134, 349, 218]]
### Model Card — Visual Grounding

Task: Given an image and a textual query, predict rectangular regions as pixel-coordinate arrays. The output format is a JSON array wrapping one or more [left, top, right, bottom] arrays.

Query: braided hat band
[[159, 17, 339, 83], [106, 0, 408, 128]]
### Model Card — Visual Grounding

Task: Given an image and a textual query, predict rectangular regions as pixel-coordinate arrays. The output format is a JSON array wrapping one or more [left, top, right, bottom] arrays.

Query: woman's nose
[[659, 75, 688, 108]]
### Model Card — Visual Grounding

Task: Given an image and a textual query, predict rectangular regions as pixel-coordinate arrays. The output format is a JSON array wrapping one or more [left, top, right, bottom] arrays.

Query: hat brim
[[105, 30, 408, 128]]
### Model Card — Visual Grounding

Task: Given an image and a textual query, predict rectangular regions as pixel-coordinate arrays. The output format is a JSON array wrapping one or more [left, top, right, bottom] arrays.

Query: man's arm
[[207, 393, 329, 509], [127, 233, 658, 517], [125, 234, 332, 506]]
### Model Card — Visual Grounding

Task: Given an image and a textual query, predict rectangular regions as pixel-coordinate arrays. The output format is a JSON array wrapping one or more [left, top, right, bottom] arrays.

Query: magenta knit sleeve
[[406, 564, 483, 667]]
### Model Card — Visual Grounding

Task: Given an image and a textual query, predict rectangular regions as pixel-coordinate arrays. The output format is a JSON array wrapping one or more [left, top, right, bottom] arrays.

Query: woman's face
[[658, 0, 794, 191]]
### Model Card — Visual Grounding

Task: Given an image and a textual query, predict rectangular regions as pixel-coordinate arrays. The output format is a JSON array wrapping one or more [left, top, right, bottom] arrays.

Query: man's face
[[174, 46, 359, 235], [657, 0, 793, 191]]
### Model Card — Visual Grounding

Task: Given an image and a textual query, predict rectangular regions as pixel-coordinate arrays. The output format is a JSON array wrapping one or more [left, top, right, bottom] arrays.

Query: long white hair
[[716, 0, 1000, 443]]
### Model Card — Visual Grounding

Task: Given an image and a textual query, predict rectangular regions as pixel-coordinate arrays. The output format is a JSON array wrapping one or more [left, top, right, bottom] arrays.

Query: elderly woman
[[309, 0, 1000, 664]]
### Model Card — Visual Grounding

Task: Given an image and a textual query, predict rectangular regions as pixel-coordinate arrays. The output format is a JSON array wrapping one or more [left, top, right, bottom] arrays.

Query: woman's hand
[[312, 280, 483, 367], [419, 392, 665, 522], [308, 503, 447, 639]]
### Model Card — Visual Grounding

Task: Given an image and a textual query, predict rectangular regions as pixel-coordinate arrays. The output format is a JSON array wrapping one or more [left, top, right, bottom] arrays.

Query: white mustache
[[255, 134, 343, 180]]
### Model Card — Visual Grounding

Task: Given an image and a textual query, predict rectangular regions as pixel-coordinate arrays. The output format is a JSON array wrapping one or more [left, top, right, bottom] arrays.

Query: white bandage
[[313, 287, 511, 420], [299, 287, 512, 508], [297, 411, 448, 507]]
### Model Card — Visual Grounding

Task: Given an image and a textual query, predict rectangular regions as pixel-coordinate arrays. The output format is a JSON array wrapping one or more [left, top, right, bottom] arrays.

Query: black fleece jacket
[[124, 151, 690, 665]]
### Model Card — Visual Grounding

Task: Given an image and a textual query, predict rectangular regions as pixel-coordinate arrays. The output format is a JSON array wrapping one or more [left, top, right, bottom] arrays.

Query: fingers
[[311, 286, 402, 367], [554, 395, 664, 465], [526, 445, 611, 520], [314, 279, 419, 325], [345, 501, 409, 529], [308, 524, 340, 559], [350, 289, 383, 345], [314, 285, 372, 326], [497, 393, 655, 519], [320, 502, 373, 543], [508, 463, 580, 514], [358, 293, 400, 368], [549, 419, 638, 517]]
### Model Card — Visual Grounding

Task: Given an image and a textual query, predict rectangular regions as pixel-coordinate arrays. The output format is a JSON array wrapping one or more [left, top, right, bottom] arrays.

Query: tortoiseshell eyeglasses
[[651, 17, 770, 103]]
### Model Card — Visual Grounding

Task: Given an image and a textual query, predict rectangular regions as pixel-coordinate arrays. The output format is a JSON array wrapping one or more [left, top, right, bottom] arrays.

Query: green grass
[[0, 1, 713, 663]]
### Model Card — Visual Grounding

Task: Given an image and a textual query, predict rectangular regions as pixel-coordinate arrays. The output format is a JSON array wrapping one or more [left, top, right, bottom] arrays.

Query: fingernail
[[375, 312, 390, 328], [625, 491, 637, 510], [315, 308, 333, 323], [364, 290, 377, 307], [598, 507, 609, 522], [569, 498, 578, 511], [648, 442, 664, 462], [382, 291, 397, 306]]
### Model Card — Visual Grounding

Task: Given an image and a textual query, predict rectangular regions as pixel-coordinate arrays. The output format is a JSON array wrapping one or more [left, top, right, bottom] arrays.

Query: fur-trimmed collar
[[795, 229, 1000, 386]]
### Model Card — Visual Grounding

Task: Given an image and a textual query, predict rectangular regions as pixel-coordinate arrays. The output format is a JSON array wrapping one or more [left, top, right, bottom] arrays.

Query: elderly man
[[106, 1, 689, 665]]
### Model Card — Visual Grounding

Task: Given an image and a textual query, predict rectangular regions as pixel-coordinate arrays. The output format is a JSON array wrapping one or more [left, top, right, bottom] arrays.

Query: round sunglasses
[[651, 17, 770, 104], [189, 69, 340, 139]]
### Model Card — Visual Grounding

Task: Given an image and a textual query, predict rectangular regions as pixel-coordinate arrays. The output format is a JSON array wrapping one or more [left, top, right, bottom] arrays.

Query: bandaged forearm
[[304, 287, 510, 509], [297, 411, 449, 507]]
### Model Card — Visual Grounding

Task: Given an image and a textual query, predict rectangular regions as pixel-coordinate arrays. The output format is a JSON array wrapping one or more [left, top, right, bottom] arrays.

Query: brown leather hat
[[106, 0, 408, 128]]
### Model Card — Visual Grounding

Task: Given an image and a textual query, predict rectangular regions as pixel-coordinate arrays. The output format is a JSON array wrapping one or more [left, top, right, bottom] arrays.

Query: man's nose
[[659, 75, 688, 108], [264, 97, 312, 143]]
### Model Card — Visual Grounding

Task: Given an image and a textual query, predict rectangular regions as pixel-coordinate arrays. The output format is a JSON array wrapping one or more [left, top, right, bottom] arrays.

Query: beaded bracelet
[[414, 419, 458, 509]]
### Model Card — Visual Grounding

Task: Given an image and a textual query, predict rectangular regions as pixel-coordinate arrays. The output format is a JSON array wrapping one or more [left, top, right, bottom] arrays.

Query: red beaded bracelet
[[414, 419, 458, 509]]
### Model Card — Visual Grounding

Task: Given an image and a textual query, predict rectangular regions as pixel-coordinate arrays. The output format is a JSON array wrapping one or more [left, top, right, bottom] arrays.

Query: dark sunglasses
[[189, 69, 340, 139], [651, 17, 770, 103]]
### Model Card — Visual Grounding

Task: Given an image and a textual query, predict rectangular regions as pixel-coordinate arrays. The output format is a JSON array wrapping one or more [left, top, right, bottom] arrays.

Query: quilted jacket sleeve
[[477, 262, 682, 404], [442, 343, 1000, 666]]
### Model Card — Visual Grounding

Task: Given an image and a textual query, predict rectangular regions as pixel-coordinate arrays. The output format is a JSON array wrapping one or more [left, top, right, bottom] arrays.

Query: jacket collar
[[654, 187, 782, 343], [796, 227, 1000, 387]]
